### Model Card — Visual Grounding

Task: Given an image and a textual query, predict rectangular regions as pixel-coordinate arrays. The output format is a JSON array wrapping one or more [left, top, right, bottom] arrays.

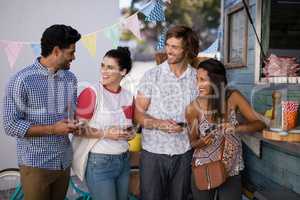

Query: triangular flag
[[145, 0, 165, 22], [156, 27, 167, 51], [201, 39, 219, 54], [140, 0, 156, 16], [81, 33, 97, 57], [123, 13, 142, 40], [1, 41, 23, 69], [103, 24, 121, 48], [30, 43, 41, 57]]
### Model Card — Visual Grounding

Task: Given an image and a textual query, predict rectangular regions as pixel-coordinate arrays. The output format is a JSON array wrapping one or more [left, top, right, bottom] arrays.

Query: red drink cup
[[282, 101, 299, 131]]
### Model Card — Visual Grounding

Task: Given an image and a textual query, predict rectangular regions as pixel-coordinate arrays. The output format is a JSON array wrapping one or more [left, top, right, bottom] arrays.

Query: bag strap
[[192, 136, 226, 167]]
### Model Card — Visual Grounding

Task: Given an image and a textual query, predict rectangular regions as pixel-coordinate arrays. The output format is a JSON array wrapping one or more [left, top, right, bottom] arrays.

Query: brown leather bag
[[192, 138, 227, 190]]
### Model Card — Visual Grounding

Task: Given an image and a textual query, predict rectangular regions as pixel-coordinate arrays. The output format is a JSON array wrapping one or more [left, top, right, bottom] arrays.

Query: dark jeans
[[191, 174, 242, 200], [140, 149, 193, 200]]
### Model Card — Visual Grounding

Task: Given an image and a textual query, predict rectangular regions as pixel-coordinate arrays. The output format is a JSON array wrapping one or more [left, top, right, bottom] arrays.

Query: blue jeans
[[85, 152, 130, 200]]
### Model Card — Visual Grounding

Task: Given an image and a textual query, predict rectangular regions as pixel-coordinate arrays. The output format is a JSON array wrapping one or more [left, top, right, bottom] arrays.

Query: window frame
[[224, 1, 249, 69]]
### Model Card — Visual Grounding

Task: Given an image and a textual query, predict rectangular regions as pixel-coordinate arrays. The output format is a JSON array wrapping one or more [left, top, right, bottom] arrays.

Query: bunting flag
[[81, 33, 97, 57], [140, 0, 156, 16], [123, 13, 142, 40], [156, 27, 167, 51], [201, 39, 219, 54], [30, 43, 41, 57], [0, 40, 23, 69], [103, 24, 121, 48], [201, 24, 222, 54], [145, 0, 166, 22], [0, 0, 168, 65]]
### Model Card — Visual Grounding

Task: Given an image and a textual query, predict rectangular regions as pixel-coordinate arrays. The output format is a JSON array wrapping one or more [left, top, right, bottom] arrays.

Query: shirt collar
[[34, 57, 65, 78], [161, 60, 192, 80]]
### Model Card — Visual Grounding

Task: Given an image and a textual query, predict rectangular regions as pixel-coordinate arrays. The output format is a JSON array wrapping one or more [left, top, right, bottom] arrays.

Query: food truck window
[[262, 0, 300, 60]]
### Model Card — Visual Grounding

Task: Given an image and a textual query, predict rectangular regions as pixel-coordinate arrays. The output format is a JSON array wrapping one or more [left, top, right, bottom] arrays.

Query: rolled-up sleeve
[[3, 76, 31, 138]]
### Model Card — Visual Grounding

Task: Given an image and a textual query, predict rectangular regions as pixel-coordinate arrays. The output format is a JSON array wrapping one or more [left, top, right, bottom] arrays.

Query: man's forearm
[[135, 112, 161, 130], [26, 125, 54, 137]]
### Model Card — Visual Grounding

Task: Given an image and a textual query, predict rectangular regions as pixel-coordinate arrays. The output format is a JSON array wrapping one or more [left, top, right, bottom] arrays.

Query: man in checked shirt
[[3, 24, 81, 200]]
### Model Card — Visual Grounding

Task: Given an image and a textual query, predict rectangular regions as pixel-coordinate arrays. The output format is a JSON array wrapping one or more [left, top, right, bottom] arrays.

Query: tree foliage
[[122, 0, 220, 60], [165, 0, 220, 49]]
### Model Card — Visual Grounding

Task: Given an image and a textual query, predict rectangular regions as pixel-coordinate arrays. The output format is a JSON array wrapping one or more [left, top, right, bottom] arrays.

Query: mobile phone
[[125, 126, 133, 132], [204, 124, 217, 134], [76, 121, 85, 127], [177, 122, 187, 128]]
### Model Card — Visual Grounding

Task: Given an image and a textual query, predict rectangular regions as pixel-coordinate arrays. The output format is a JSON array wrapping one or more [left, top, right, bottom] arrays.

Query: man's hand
[[73, 120, 91, 136], [158, 119, 183, 133], [52, 119, 78, 135]]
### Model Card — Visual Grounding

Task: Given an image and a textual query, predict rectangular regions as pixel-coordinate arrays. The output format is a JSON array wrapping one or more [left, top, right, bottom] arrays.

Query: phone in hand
[[204, 124, 217, 134], [75, 121, 85, 127], [125, 126, 133, 132], [123, 125, 139, 135], [177, 122, 187, 128]]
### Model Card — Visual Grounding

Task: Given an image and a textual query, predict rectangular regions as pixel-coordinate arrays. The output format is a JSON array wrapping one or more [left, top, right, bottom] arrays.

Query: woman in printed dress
[[185, 59, 265, 200], [72, 47, 135, 200]]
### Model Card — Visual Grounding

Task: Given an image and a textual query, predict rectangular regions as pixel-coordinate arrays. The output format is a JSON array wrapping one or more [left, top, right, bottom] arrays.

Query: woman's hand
[[219, 122, 235, 135], [104, 127, 134, 141], [193, 134, 214, 149]]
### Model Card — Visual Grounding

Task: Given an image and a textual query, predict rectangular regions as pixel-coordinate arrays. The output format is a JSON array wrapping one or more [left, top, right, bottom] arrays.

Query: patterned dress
[[193, 110, 244, 176]]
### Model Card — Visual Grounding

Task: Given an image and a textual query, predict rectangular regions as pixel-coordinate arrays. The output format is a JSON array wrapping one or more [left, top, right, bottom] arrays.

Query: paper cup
[[128, 133, 142, 152], [282, 101, 299, 130]]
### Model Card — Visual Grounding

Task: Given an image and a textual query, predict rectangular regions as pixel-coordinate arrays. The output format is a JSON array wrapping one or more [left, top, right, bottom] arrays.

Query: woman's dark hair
[[197, 58, 229, 121], [166, 25, 199, 61], [41, 24, 81, 57], [104, 47, 132, 75]]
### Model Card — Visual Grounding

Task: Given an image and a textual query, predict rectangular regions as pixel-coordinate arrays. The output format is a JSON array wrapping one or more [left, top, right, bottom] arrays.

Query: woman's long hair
[[197, 59, 229, 122]]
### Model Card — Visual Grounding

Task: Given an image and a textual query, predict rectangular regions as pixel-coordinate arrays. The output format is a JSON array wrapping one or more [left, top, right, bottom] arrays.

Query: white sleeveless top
[[89, 84, 134, 154]]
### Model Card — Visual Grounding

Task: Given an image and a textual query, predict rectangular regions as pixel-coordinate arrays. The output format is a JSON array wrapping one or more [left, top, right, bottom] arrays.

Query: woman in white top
[[73, 47, 135, 200]]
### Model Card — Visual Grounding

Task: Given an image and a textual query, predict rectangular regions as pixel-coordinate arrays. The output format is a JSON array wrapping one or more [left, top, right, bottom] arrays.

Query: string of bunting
[[0, 0, 170, 69]]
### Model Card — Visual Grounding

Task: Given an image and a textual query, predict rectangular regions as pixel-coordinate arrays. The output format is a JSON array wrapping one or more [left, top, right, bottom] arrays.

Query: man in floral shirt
[[135, 25, 199, 200]]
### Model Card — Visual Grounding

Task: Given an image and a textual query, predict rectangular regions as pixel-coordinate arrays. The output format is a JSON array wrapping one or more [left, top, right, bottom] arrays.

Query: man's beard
[[61, 61, 70, 70], [62, 65, 70, 70], [167, 55, 185, 65]]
